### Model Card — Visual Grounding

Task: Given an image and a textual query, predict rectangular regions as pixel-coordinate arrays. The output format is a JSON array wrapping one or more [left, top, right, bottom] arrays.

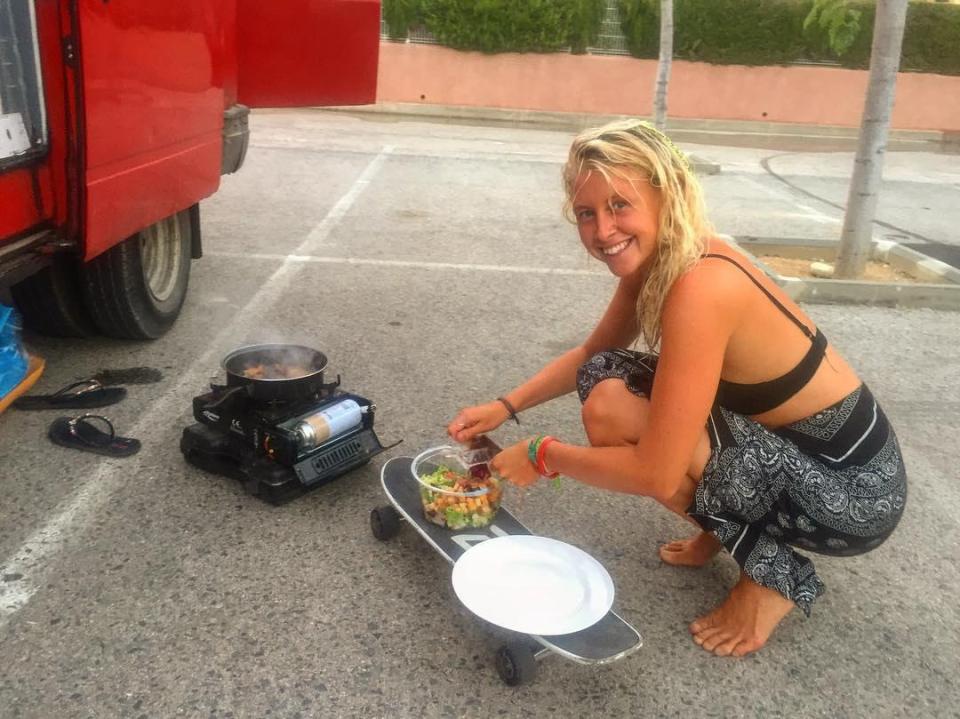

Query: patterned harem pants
[[576, 349, 908, 615]]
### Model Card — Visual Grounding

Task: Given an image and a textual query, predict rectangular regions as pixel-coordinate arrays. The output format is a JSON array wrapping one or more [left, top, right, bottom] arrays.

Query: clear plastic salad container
[[411, 445, 502, 530]]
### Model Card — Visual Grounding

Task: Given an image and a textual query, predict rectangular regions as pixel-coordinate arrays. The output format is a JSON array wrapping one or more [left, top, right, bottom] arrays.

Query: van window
[[0, 0, 47, 165]]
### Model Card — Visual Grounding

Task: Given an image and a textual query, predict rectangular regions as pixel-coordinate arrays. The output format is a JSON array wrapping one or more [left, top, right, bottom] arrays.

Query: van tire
[[11, 255, 97, 337], [81, 207, 195, 340]]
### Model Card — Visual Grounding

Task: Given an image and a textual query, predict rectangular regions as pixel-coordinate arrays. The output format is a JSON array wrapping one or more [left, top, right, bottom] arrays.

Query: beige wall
[[377, 43, 960, 132]]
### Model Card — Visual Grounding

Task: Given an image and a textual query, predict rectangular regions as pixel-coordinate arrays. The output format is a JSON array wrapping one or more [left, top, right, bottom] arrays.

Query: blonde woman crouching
[[446, 119, 907, 657]]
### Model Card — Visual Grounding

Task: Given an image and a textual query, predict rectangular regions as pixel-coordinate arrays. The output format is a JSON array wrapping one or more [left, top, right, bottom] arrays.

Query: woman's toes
[[659, 544, 684, 561], [689, 612, 718, 635], [660, 534, 720, 568], [700, 630, 731, 653], [712, 636, 742, 657], [731, 636, 764, 657], [692, 626, 723, 647]]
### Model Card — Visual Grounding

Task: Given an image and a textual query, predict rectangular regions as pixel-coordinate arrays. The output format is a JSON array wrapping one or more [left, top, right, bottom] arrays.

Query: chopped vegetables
[[419, 465, 501, 530]]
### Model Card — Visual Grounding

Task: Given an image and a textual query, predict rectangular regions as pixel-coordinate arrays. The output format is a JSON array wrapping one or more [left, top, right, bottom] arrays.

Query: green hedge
[[382, 0, 960, 76], [567, 0, 608, 54], [383, 0, 422, 41], [620, 0, 960, 74], [900, 2, 960, 75], [384, 0, 605, 54], [422, 0, 570, 53]]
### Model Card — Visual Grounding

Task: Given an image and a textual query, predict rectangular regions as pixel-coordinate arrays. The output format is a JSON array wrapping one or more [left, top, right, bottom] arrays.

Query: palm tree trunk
[[653, 0, 673, 132], [834, 0, 910, 278]]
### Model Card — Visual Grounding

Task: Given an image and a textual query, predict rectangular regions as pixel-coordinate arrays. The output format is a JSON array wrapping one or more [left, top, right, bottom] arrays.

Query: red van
[[0, 0, 380, 338]]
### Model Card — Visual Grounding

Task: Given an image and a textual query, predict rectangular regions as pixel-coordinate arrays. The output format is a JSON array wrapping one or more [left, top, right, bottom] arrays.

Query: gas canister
[[293, 399, 363, 449]]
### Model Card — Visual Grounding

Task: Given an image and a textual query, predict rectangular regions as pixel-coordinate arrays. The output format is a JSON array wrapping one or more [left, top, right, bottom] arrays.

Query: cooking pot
[[221, 343, 334, 403]]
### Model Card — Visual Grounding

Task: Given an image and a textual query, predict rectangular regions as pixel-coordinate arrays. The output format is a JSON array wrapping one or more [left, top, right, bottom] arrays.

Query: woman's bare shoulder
[[668, 241, 753, 309]]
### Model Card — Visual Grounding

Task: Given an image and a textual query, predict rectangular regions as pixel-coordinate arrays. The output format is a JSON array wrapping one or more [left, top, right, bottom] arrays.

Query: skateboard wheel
[[495, 641, 537, 686], [370, 505, 401, 541]]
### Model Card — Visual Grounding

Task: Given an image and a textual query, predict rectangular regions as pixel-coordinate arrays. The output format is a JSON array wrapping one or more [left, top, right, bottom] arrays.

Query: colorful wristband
[[497, 396, 520, 425], [535, 436, 560, 479], [527, 435, 545, 469]]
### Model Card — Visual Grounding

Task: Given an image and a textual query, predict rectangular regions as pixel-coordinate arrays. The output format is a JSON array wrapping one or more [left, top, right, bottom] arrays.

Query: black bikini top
[[703, 253, 828, 415]]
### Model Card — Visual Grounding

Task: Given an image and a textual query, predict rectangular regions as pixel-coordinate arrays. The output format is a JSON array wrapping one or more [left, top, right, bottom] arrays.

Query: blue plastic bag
[[0, 304, 28, 399]]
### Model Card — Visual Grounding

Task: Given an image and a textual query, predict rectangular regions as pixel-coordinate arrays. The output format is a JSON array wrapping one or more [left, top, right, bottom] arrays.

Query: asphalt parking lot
[[1, 110, 958, 718]]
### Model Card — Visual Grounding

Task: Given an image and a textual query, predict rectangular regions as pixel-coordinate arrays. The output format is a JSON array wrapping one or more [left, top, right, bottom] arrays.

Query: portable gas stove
[[180, 344, 391, 504]]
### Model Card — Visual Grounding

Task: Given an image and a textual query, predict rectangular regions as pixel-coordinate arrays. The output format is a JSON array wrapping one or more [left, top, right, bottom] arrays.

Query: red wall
[[377, 43, 960, 133]]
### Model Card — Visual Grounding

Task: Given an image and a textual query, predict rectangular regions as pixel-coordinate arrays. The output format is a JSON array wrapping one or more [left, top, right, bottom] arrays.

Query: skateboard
[[370, 454, 643, 686]]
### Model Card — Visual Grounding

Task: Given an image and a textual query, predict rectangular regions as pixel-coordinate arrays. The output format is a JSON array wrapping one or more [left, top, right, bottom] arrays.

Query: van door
[[236, 0, 380, 108]]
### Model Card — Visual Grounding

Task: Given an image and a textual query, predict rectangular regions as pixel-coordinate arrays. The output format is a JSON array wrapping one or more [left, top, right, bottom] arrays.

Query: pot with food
[[221, 344, 332, 402], [411, 446, 502, 530]]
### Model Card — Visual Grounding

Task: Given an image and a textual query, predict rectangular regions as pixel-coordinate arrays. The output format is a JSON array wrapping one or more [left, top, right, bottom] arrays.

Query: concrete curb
[[729, 235, 960, 310], [326, 102, 955, 154], [322, 103, 723, 174]]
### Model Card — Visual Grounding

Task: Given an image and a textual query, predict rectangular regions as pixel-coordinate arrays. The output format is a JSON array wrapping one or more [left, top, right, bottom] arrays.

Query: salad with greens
[[418, 464, 501, 530]]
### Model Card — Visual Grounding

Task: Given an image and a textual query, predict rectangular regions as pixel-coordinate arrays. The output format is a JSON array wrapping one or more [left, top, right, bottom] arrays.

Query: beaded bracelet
[[497, 396, 520, 425]]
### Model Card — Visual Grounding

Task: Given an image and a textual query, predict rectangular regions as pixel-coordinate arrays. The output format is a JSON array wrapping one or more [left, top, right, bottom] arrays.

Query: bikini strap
[[701, 253, 816, 341]]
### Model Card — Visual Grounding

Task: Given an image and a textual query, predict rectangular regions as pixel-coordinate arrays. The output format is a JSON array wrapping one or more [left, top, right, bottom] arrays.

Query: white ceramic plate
[[451, 535, 615, 636]]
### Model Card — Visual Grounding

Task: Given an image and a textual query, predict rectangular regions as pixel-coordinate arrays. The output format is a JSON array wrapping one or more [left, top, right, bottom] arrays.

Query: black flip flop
[[48, 414, 141, 458], [13, 379, 126, 410]]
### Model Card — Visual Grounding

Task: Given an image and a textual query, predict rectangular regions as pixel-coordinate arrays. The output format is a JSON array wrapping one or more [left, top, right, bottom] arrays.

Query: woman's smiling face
[[572, 168, 662, 278]]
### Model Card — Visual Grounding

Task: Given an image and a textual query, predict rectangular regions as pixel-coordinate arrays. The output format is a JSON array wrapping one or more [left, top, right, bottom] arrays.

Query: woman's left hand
[[489, 438, 541, 487]]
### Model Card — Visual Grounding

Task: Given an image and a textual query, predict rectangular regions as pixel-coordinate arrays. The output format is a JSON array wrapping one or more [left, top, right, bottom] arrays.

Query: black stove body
[[181, 378, 387, 504]]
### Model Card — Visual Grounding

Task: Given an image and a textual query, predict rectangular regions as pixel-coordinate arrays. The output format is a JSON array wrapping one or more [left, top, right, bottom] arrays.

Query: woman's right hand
[[447, 401, 510, 444]]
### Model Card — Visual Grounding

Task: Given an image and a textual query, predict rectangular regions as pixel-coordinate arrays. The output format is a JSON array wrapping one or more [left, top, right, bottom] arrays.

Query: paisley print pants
[[576, 349, 908, 616]]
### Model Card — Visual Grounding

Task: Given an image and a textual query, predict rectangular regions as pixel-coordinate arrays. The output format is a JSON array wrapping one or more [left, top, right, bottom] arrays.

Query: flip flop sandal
[[13, 379, 126, 410], [48, 414, 141, 458]]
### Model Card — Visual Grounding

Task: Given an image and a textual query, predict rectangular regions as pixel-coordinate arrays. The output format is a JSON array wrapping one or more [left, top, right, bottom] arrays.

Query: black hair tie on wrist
[[497, 396, 520, 425]]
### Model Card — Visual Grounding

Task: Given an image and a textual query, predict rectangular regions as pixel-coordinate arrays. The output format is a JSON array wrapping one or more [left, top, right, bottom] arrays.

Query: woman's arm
[[494, 264, 746, 502], [449, 275, 643, 441], [502, 272, 645, 412]]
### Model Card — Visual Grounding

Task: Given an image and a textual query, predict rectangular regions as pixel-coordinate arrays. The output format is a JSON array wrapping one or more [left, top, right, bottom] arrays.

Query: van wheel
[[11, 255, 97, 337], [81, 206, 195, 339]]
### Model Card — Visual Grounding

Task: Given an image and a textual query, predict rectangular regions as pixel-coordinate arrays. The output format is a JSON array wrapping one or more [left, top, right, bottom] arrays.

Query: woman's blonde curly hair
[[562, 119, 713, 349]]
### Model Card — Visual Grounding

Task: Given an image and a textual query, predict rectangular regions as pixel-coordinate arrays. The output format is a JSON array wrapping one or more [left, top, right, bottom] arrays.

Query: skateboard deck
[[380, 456, 642, 664]]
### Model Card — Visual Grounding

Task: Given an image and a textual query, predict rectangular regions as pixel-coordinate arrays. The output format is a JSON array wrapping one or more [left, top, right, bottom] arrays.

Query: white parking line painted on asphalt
[[796, 205, 841, 224], [0, 146, 396, 627], [0, 480, 107, 616], [205, 251, 608, 277], [740, 176, 842, 225]]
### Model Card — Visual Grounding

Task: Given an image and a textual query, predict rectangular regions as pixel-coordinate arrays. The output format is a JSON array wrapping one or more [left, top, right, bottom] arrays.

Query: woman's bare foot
[[689, 573, 795, 657], [659, 531, 722, 567]]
